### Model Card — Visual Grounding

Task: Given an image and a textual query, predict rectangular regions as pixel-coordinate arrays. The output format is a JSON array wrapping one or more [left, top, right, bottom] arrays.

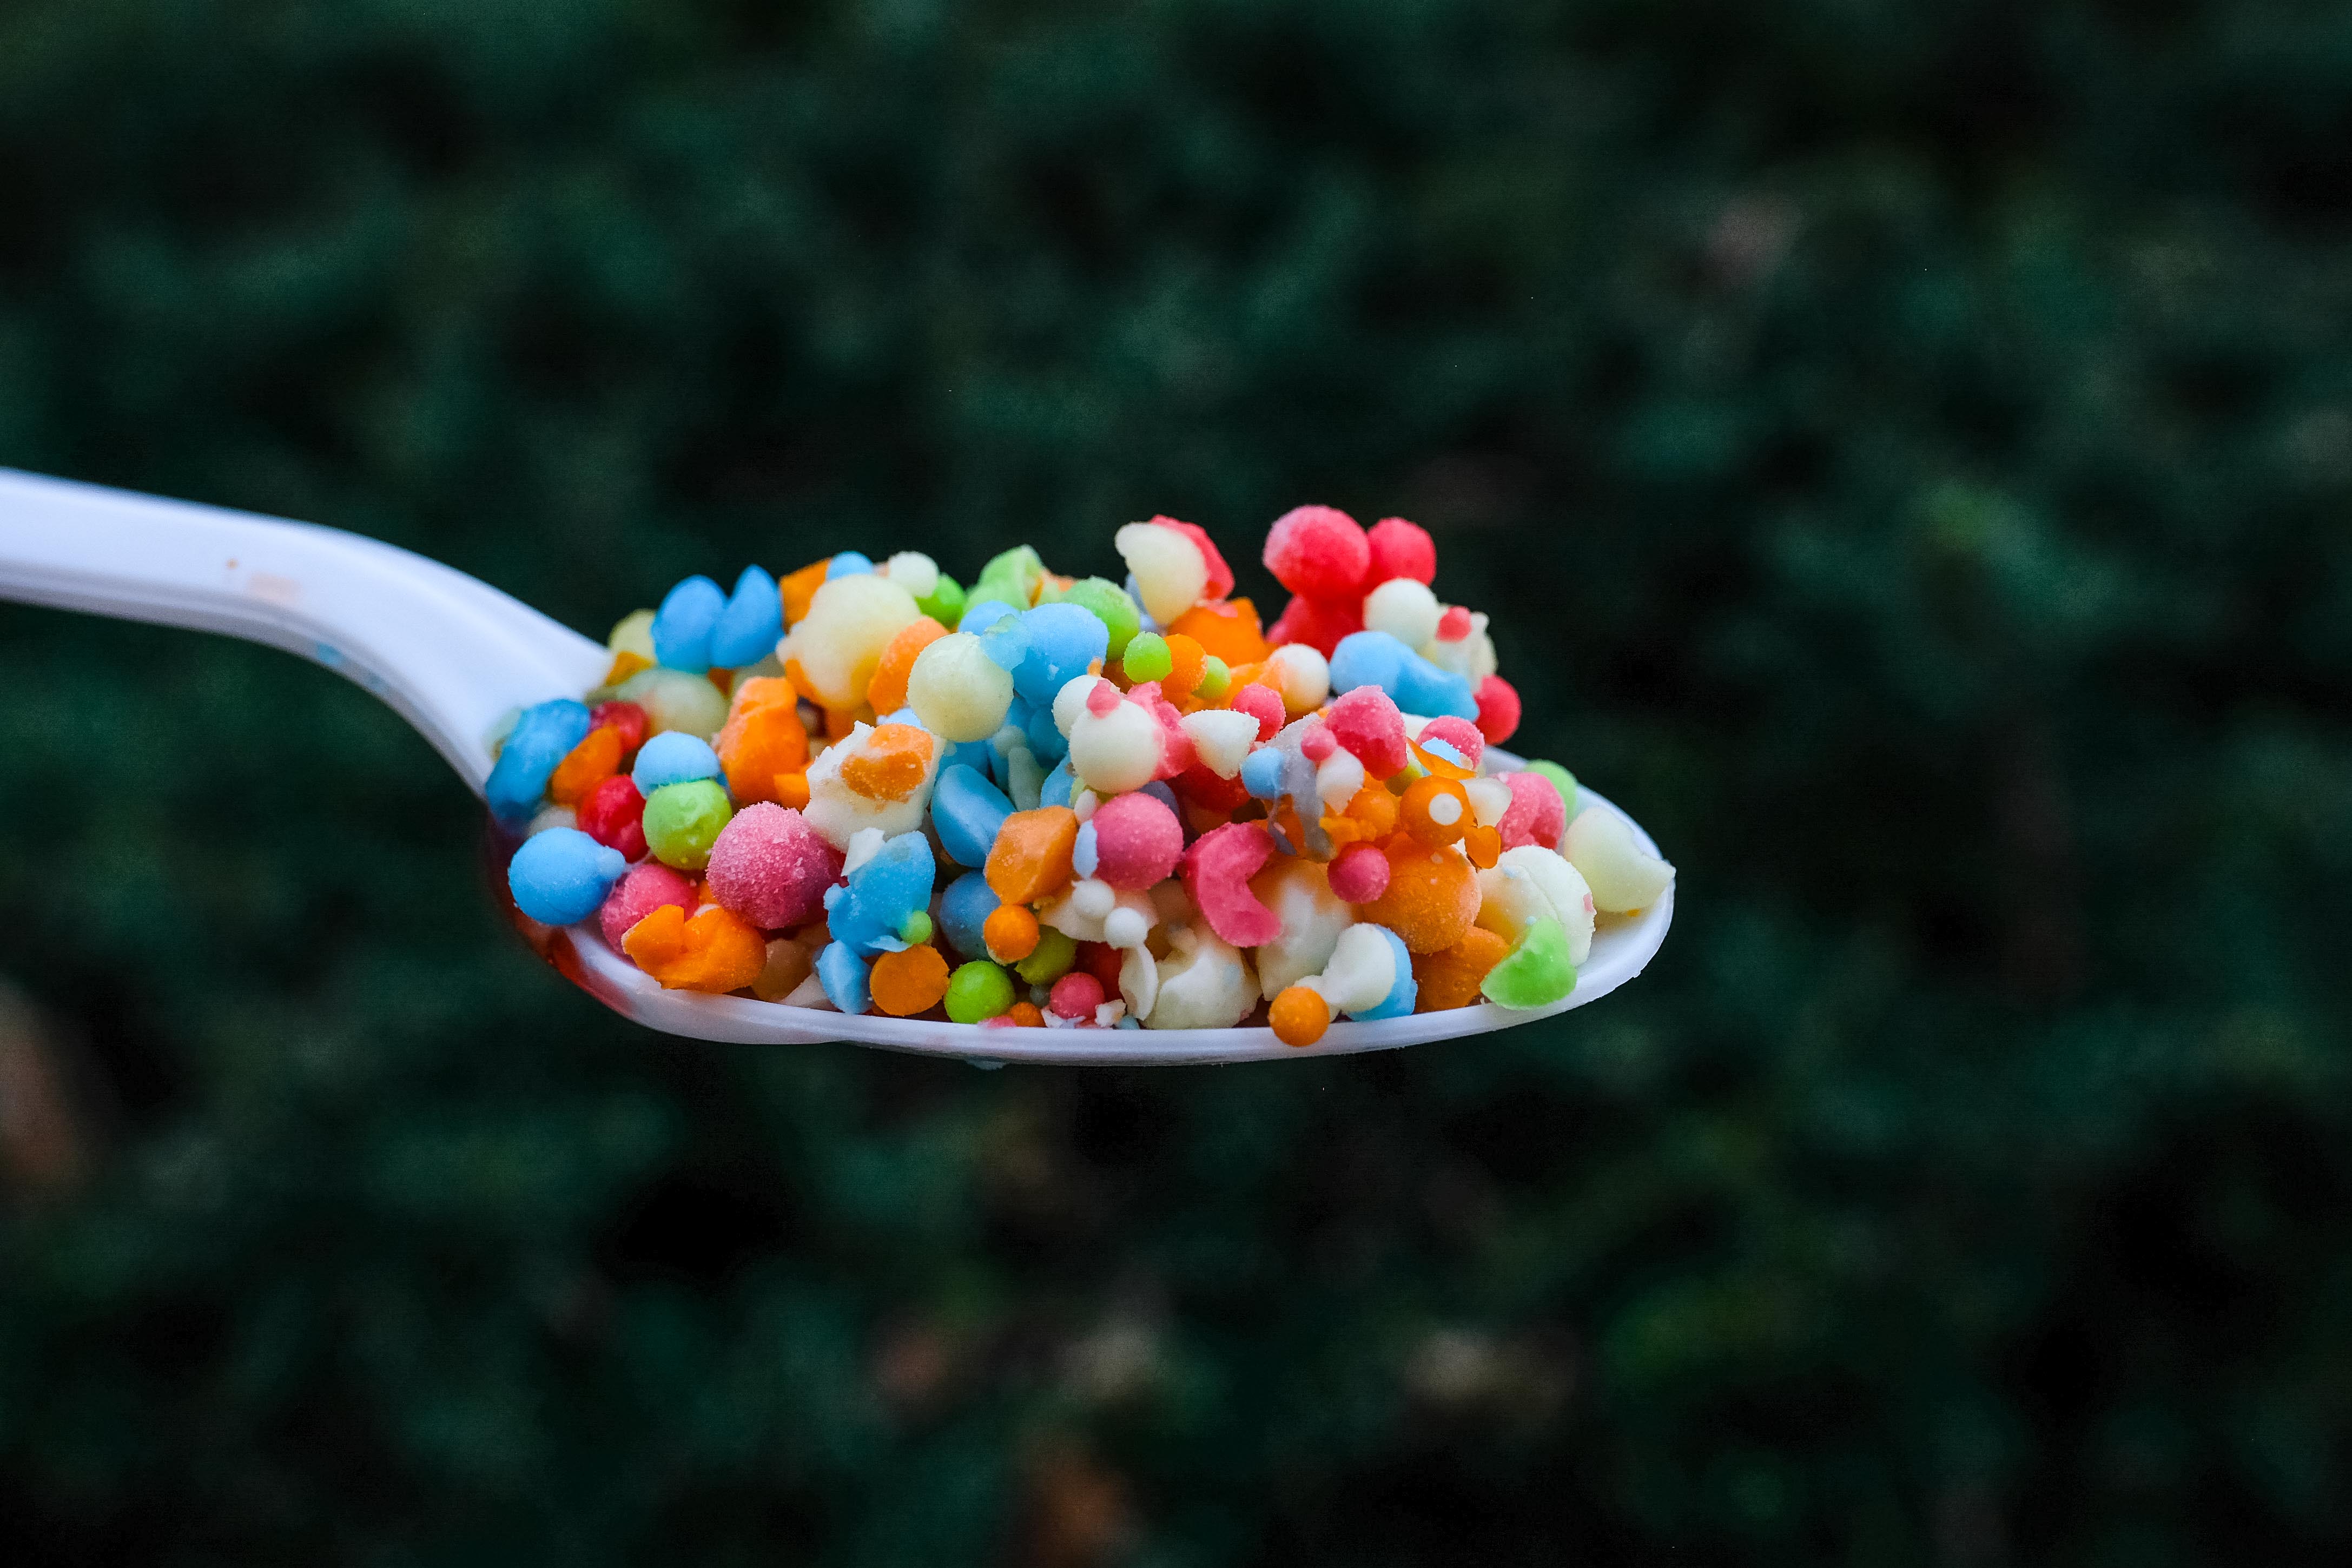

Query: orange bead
[[779, 560, 830, 626], [783, 656, 825, 707], [1409, 736, 1476, 782], [983, 903, 1042, 964], [547, 725, 623, 806], [602, 649, 651, 687], [706, 667, 736, 696], [773, 771, 811, 810], [1270, 985, 1331, 1048], [1399, 776, 1470, 847], [985, 807, 1080, 905], [621, 903, 768, 993], [1322, 784, 1400, 848], [1006, 1002, 1045, 1028], [1163, 633, 1207, 704], [1462, 822, 1502, 869], [866, 616, 948, 716], [1166, 598, 1270, 668], [1359, 836, 1482, 954], [1410, 927, 1512, 1011], [840, 723, 937, 802], [715, 677, 810, 806], [871, 943, 952, 1016], [823, 705, 860, 742]]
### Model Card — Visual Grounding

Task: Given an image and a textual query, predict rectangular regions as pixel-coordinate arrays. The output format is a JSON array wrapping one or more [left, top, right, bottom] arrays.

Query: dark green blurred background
[[5, 1, 2351, 1562]]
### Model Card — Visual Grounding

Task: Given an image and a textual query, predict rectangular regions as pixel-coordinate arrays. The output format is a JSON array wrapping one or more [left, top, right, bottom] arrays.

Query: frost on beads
[[492, 506, 1669, 1032]]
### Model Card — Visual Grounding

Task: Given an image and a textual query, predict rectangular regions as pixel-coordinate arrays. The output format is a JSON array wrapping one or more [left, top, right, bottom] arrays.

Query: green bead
[[900, 909, 934, 948], [1122, 631, 1173, 684], [1480, 917, 1577, 1010], [972, 545, 1044, 609], [945, 960, 1016, 1023], [1525, 759, 1578, 809], [1055, 577, 1142, 657], [642, 779, 734, 871], [1014, 927, 1078, 985], [917, 574, 966, 627], [1195, 655, 1230, 702]]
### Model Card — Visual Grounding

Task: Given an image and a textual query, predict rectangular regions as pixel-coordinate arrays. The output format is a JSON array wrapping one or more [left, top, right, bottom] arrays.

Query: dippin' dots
[[495, 508, 1671, 1029]]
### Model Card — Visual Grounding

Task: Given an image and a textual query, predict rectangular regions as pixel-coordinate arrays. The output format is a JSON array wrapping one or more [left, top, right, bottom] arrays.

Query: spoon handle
[[0, 468, 606, 794]]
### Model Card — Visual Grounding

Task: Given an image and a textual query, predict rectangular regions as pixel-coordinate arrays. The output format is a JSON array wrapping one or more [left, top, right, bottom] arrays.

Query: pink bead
[[1299, 725, 1336, 763], [1148, 516, 1234, 599], [1498, 771, 1569, 851], [1230, 683, 1286, 740], [1049, 972, 1105, 1020], [1179, 822, 1282, 947], [1327, 841, 1391, 903], [1475, 674, 1521, 746], [704, 802, 844, 930], [1086, 678, 1122, 717], [1263, 506, 1370, 599], [1366, 517, 1436, 586], [1088, 791, 1184, 890], [599, 862, 697, 951], [1435, 605, 1474, 641], [1417, 716, 1485, 770], [1149, 696, 1194, 779], [1325, 687, 1409, 776]]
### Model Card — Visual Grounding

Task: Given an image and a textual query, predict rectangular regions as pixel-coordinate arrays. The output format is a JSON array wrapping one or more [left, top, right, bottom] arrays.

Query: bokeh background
[[5, 1, 2351, 1561]]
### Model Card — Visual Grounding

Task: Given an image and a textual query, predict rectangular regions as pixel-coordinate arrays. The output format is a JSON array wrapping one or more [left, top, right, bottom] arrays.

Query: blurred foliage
[[5, 0, 2352, 1562]]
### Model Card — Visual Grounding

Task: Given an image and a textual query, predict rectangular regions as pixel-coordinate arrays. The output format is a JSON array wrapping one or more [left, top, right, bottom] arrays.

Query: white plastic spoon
[[0, 467, 1671, 1065]]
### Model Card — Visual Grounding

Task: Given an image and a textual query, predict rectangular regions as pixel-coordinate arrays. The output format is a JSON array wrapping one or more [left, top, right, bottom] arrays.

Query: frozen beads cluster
[[495, 509, 1673, 1043]]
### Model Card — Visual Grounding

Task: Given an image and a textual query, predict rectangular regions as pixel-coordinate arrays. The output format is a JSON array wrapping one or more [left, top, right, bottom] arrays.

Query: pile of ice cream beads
[[496, 510, 1674, 1045]]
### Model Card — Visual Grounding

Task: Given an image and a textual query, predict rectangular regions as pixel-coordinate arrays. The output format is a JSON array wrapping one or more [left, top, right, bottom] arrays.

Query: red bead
[[578, 774, 648, 860], [1174, 761, 1251, 813], [1264, 593, 1363, 657], [1078, 941, 1126, 992], [589, 700, 650, 758], [1365, 517, 1436, 587], [1473, 674, 1521, 746], [1263, 506, 1370, 599]]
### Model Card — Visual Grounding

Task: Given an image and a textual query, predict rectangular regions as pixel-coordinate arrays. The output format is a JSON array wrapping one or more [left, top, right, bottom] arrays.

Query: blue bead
[[818, 942, 871, 1014], [978, 613, 1032, 673], [1330, 630, 1476, 719], [824, 832, 936, 956], [486, 699, 591, 825], [933, 764, 1013, 868], [1345, 926, 1419, 1020], [959, 600, 1019, 634], [1023, 697, 1069, 764], [1010, 601, 1109, 706], [507, 828, 627, 927], [1040, 757, 1075, 809], [652, 575, 727, 672], [826, 551, 874, 579], [631, 731, 721, 794], [938, 871, 1001, 961], [1240, 747, 1287, 802], [1072, 821, 1099, 878], [708, 564, 782, 668]]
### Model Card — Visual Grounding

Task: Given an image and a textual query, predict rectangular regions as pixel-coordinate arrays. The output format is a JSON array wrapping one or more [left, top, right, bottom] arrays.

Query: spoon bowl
[[4, 467, 1672, 1065]]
